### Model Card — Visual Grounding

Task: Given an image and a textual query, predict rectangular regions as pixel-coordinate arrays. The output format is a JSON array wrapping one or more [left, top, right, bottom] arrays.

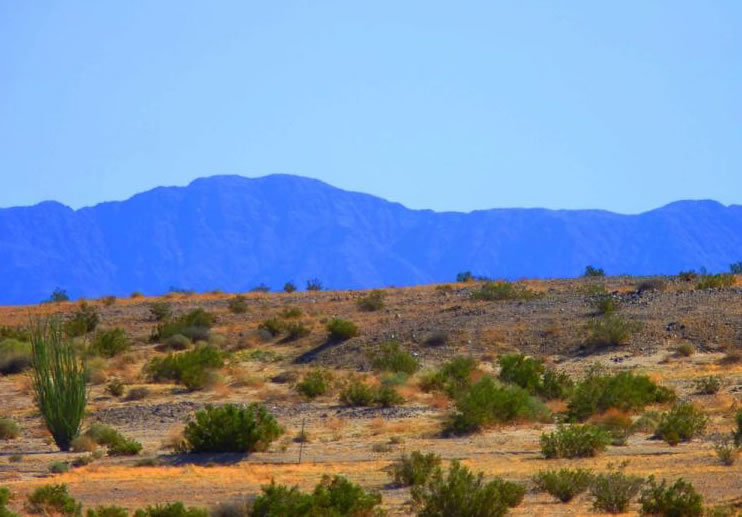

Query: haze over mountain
[[1, 174, 740, 305]]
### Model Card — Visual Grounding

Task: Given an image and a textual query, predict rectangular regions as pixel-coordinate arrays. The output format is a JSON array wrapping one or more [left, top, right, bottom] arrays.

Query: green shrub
[[84, 423, 142, 456], [0, 418, 20, 440], [697, 273, 735, 289], [105, 379, 125, 397], [151, 308, 216, 342], [632, 411, 662, 434], [639, 476, 703, 517], [583, 265, 605, 277], [694, 376, 721, 395], [305, 278, 322, 291], [283, 282, 297, 293], [258, 317, 284, 337], [370, 341, 419, 374], [734, 409, 742, 446], [182, 403, 283, 453], [49, 288, 70, 302], [636, 279, 667, 293], [280, 307, 303, 318], [585, 313, 640, 348], [145, 344, 223, 391], [375, 385, 405, 408], [532, 468, 593, 503], [654, 403, 708, 445], [498, 354, 544, 394], [64, 302, 100, 337], [540, 424, 611, 459], [0, 326, 30, 342], [539, 369, 574, 400], [568, 370, 674, 421], [132, 502, 207, 517], [411, 460, 525, 517], [86, 506, 129, 517], [357, 290, 386, 311], [26, 484, 81, 517], [591, 294, 620, 315], [592, 410, 634, 446], [714, 436, 738, 466], [390, 451, 442, 487], [419, 356, 476, 398], [49, 461, 71, 474], [30, 319, 87, 451], [456, 271, 474, 282], [590, 467, 643, 514], [284, 322, 311, 341], [0, 339, 32, 375], [90, 328, 130, 358], [251, 475, 383, 517], [326, 318, 359, 341], [674, 343, 695, 357], [0, 486, 17, 517], [159, 334, 191, 351], [340, 379, 377, 407], [295, 370, 332, 400], [471, 281, 537, 301], [149, 302, 172, 322], [445, 377, 549, 435], [227, 295, 248, 314], [678, 270, 698, 282]]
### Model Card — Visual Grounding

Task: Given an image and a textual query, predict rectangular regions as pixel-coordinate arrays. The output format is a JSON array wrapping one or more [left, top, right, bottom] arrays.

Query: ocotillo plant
[[30, 318, 87, 451]]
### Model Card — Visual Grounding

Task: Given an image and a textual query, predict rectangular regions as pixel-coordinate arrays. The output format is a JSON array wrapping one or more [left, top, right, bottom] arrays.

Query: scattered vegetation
[[456, 271, 474, 282], [0, 339, 31, 375], [589, 465, 643, 514], [326, 318, 359, 340], [145, 344, 223, 391], [148, 301, 172, 322], [306, 278, 323, 291], [295, 369, 333, 399], [389, 451, 442, 487], [26, 484, 81, 517], [340, 378, 404, 407], [181, 403, 283, 453], [49, 288, 70, 303], [283, 281, 297, 293], [227, 295, 248, 314], [0, 418, 20, 440], [694, 376, 721, 395], [370, 341, 420, 374], [89, 328, 130, 358], [497, 353, 573, 400], [419, 356, 476, 398], [64, 302, 100, 337], [540, 424, 611, 459], [133, 502, 207, 517], [713, 436, 739, 466], [150, 308, 216, 343], [357, 290, 386, 311], [532, 468, 593, 503], [471, 281, 538, 301], [584, 313, 641, 348], [696, 273, 735, 290], [653, 403, 708, 445], [639, 476, 703, 517], [84, 423, 142, 456]]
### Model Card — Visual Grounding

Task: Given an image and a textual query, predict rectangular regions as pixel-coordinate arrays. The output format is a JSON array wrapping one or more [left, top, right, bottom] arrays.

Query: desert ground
[[1, 275, 742, 515]]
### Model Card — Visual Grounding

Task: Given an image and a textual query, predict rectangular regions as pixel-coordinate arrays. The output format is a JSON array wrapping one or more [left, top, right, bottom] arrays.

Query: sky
[[0, 1, 740, 214]]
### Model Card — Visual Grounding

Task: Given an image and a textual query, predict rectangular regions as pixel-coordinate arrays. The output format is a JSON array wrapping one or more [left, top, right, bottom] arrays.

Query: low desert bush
[[567, 369, 674, 421], [584, 313, 640, 348], [145, 344, 223, 391], [636, 278, 667, 293], [714, 436, 739, 466], [0, 339, 32, 375], [591, 294, 620, 315], [734, 409, 742, 446], [589, 466, 643, 514], [181, 403, 283, 453], [258, 317, 284, 337], [410, 460, 525, 517], [639, 476, 703, 517], [48, 461, 70, 474], [280, 307, 303, 319], [0, 418, 20, 440], [674, 343, 695, 357], [295, 370, 333, 400], [132, 502, 207, 517], [539, 369, 575, 400], [357, 290, 386, 311], [250, 475, 382, 517], [375, 385, 405, 407], [105, 379, 125, 398], [283, 281, 297, 293], [696, 273, 735, 290], [583, 265, 605, 277], [25, 484, 81, 517], [694, 376, 721, 395], [84, 423, 142, 456], [284, 322, 310, 341], [445, 377, 549, 435], [389, 451, 442, 487], [326, 318, 359, 340], [151, 308, 216, 343], [0, 486, 16, 517], [419, 356, 476, 397], [86, 506, 130, 517], [498, 353, 543, 393], [370, 341, 420, 374], [653, 403, 708, 445], [592, 410, 634, 446], [227, 295, 248, 314], [149, 302, 172, 322], [64, 302, 100, 337], [305, 278, 322, 291], [540, 424, 611, 459], [532, 468, 593, 503], [90, 328, 130, 358], [471, 281, 538, 301]]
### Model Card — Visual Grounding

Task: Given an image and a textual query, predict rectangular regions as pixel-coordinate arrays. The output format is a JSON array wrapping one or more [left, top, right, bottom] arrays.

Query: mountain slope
[[1, 174, 741, 304]]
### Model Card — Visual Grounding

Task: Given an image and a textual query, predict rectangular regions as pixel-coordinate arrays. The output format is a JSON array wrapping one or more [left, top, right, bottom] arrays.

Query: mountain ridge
[[1, 174, 741, 304]]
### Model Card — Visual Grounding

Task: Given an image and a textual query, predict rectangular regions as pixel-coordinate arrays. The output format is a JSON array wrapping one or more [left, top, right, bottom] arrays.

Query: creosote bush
[[84, 423, 142, 456], [639, 476, 703, 517], [295, 369, 333, 400], [64, 302, 100, 337], [283, 281, 297, 293], [370, 341, 419, 374], [26, 484, 81, 517], [86, 505, 130, 517], [145, 344, 223, 391], [89, 328, 130, 358], [471, 281, 538, 301], [151, 308, 216, 343], [713, 436, 738, 466], [419, 356, 477, 398], [0, 486, 17, 517], [182, 403, 283, 454], [390, 451, 442, 487], [584, 313, 641, 348], [133, 502, 207, 517], [0, 339, 32, 375], [0, 418, 20, 440], [227, 295, 248, 314], [734, 409, 742, 446], [326, 318, 359, 341], [584, 265, 605, 277], [31, 319, 88, 451], [357, 290, 386, 311], [653, 403, 708, 445], [694, 376, 721, 395], [339, 378, 404, 408], [589, 465, 643, 514], [532, 468, 593, 503], [148, 302, 172, 322], [696, 273, 735, 290], [284, 322, 310, 341], [540, 424, 611, 459], [410, 460, 525, 517]]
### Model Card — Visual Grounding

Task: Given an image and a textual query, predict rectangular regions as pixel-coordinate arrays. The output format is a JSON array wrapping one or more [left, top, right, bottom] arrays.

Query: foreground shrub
[[498, 354, 543, 394], [339, 379, 404, 408], [251, 475, 383, 517], [326, 319, 359, 341], [590, 467, 643, 514], [90, 328, 130, 358], [471, 281, 538, 301], [568, 369, 674, 421], [0, 418, 20, 440], [151, 308, 216, 342], [390, 451, 442, 487], [540, 424, 611, 459], [639, 476, 703, 517], [26, 484, 81, 517], [84, 423, 142, 456], [411, 460, 525, 517], [182, 403, 283, 453], [532, 468, 593, 503], [357, 290, 386, 311], [132, 502, 207, 517], [145, 344, 223, 391], [696, 273, 735, 290], [0, 486, 17, 517], [0, 339, 32, 375], [295, 370, 333, 400], [445, 377, 549, 435], [419, 356, 476, 398], [584, 313, 640, 348], [370, 341, 419, 374], [64, 302, 100, 337], [227, 295, 248, 314], [31, 319, 87, 451], [86, 506, 130, 517], [654, 403, 708, 445]]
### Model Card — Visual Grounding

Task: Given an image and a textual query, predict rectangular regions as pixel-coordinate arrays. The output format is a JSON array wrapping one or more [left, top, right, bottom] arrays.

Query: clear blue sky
[[1, 1, 740, 213]]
